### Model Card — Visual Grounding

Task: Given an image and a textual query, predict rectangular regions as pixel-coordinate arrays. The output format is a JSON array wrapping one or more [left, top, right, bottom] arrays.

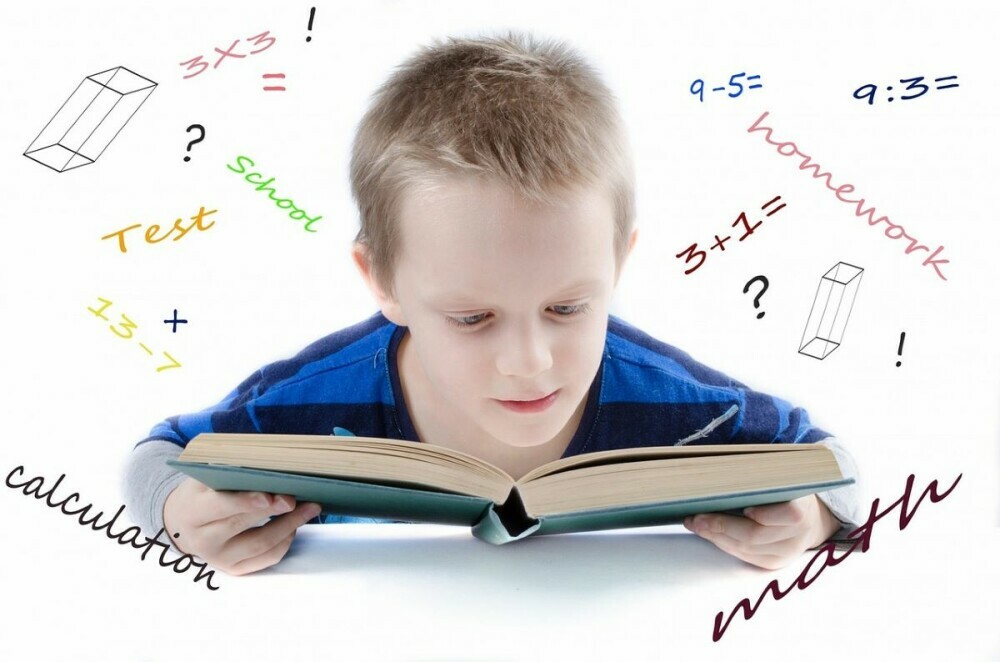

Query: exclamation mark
[[896, 332, 906, 367], [306, 7, 316, 42]]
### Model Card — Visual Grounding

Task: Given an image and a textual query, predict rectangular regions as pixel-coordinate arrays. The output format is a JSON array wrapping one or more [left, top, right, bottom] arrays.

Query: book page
[[182, 433, 515, 502], [520, 449, 843, 516], [519, 443, 821, 484]]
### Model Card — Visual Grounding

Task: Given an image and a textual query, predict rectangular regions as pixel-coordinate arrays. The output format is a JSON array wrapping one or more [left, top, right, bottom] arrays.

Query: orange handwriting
[[102, 206, 217, 253]]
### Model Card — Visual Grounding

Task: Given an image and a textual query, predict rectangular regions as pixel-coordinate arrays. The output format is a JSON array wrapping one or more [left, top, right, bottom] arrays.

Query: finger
[[192, 494, 298, 557], [194, 489, 291, 525], [686, 513, 795, 546], [734, 550, 794, 571], [690, 526, 798, 569], [742, 497, 812, 527], [227, 531, 297, 576], [688, 515, 804, 558], [225, 503, 321, 574], [215, 502, 321, 569]]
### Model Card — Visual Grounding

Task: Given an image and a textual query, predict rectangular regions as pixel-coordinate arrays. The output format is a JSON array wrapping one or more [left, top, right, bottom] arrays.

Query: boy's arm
[[121, 439, 186, 546], [121, 373, 264, 550], [683, 381, 864, 568], [813, 436, 864, 532], [120, 371, 383, 547], [724, 381, 863, 530], [122, 420, 321, 568]]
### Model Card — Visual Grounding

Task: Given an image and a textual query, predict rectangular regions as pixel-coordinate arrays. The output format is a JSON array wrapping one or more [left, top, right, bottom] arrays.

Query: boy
[[123, 32, 860, 576]]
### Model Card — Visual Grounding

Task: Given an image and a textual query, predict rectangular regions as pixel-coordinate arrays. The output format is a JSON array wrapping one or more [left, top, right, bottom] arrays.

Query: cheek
[[428, 337, 484, 385], [557, 324, 605, 372]]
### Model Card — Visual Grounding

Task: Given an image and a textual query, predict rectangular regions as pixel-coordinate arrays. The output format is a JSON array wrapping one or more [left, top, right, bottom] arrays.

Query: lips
[[496, 389, 560, 413], [506, 392, 554, 402]]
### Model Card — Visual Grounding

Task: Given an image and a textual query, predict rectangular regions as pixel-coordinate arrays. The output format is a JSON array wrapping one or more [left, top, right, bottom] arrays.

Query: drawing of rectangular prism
[[798, 262, 863, 360], [24, 67, 157, 172]]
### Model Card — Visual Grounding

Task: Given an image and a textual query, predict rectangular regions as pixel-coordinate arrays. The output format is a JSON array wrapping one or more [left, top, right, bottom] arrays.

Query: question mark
[[742, 275, 769, 319], [184, 124, 205, 162]]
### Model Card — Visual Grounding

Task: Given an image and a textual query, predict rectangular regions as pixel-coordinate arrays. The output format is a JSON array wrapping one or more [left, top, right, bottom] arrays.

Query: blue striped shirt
[[137, 311, 830, 523]]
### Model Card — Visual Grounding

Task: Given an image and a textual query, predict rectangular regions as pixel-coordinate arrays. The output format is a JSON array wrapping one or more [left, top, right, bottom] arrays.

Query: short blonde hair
[[350, 31, 635, 300]]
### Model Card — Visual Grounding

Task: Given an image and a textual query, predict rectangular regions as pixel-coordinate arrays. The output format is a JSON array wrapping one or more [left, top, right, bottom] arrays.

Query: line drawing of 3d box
[[24, 66, 157, 173], [798, 262, 864, 360]]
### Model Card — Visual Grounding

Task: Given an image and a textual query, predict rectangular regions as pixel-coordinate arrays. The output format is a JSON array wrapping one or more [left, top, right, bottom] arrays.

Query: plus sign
[[163, 309, 188, 333], [710, 234, 731, 251]]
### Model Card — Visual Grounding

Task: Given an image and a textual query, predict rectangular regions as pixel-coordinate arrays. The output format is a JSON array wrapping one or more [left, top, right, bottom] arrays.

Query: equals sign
[[761, 195, 786, 216], [262, 73, 286, 92], [934, 75, 959, 90]]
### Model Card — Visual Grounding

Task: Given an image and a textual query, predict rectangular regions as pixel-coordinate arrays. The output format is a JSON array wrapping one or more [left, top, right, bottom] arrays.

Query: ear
[[351, 242, 407, 326]]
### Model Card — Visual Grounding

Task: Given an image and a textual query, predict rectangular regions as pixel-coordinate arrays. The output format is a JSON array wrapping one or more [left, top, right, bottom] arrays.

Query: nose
[[494, 318, 553, 379]]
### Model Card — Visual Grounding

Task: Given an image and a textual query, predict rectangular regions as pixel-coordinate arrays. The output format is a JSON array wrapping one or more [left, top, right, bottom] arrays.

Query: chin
[[489, 418, 569, 448]]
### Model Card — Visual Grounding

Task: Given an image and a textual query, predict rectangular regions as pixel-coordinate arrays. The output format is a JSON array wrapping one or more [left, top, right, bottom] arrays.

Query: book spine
[[470, 488, 540, 545], [471, 505, 541, 545]]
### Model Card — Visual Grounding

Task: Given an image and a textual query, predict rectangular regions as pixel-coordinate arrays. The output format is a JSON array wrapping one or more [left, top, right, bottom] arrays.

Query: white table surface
[[3, 496, 997, 661]]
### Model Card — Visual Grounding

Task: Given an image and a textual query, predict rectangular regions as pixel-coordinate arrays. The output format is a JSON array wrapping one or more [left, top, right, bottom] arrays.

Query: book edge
[[529, 477, 855, 520]]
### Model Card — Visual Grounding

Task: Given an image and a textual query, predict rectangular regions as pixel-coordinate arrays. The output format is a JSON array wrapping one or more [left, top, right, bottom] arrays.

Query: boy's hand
[[683, 495, 842, 570], [163, 477, 321, 576]]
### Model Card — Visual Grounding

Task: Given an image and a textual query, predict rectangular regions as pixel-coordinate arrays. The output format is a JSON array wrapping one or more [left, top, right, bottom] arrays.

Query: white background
[[1, 0, 998, 659]]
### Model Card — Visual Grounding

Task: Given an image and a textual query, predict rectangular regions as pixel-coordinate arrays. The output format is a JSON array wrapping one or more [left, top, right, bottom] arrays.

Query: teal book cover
[[168, 459, 853, 545]]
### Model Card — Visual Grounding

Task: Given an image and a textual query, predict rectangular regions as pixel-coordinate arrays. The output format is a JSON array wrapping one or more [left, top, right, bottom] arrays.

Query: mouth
[[496, 389, 560, 413]]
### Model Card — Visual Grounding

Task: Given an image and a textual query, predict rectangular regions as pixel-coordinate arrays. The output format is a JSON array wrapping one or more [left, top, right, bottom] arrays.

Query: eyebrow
[[431, 278, 603, 306]]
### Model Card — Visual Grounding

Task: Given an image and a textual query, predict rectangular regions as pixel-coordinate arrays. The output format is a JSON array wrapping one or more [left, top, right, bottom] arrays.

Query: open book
[[167, 433, 851, 545]]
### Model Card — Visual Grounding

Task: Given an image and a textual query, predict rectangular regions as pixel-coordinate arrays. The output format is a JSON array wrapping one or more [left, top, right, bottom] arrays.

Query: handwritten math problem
[[690, 72, 763, 102], [179, 31, 276, 80], [675, 196, 786, 275], [87, 297, 182, 372], [853, 75, 959, 105]]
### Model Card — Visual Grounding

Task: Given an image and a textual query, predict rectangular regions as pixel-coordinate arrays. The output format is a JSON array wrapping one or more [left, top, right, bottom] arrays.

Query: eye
[[551, 303, 591, 317], [445, 313, 489, 329], [444, 303, 592, 330]]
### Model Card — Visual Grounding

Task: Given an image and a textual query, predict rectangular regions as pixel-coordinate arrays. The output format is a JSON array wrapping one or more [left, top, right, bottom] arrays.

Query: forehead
[[396, 176, 616, 251], [395, 177, 616, 302]]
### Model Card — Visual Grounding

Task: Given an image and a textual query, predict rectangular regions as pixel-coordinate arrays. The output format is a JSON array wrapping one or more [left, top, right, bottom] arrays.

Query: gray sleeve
[[121, 440, 186, 551], [813, 436, 865, 535]]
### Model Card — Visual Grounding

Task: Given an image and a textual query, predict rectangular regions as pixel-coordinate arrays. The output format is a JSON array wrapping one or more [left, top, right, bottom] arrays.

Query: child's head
[[350, 32, 638, 451], [350, 31, 635, 301]]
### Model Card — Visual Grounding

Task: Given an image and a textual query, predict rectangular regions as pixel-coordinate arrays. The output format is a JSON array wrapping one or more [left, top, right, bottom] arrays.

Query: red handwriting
[[712, 472, 962, 642], [747, 111, 949, 282], [675, 195, 786, 275], [180, 31, 276, 79], [101, 207, 217, 253]]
